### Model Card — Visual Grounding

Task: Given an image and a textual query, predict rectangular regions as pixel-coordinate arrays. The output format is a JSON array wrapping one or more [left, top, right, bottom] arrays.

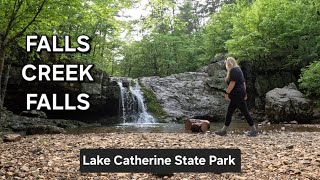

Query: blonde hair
[[225, 57, 239, 82]]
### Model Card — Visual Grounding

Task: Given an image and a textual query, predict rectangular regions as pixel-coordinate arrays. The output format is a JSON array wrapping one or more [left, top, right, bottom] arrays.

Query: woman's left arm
[[225, 81, 236, 101]]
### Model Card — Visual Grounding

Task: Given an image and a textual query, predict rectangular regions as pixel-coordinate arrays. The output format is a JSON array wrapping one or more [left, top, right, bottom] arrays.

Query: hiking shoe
[[247, 129, 258, 137], [214, 130, 227, 136]]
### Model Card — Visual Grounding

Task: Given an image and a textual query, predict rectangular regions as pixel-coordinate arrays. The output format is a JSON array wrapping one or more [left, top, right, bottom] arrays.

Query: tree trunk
[[127, 65, 132, 77], [185, 119, 210, 133], [1, 62, 11, 107], [152, 54, 159, 76], [111, 58, 114, 76], [93, 44, 97, 58], [0, 47, 5, 108], [100, 45, 105, 58]]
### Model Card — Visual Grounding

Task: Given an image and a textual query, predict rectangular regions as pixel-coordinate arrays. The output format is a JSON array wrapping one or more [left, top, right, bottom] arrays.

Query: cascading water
[[118, 81, 128, 123], [117, 79, 156, 124], [129, 80, 156, 124]]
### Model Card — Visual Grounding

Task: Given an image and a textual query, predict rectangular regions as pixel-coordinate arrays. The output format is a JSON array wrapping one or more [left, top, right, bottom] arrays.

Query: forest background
[[0, 0, 319, 110]]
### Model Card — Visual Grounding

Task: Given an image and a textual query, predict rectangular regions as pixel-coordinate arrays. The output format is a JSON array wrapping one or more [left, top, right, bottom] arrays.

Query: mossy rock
[[139, 81, 166, 122]]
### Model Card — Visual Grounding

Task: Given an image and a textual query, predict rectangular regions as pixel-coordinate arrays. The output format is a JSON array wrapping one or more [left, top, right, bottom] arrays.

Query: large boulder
[[265, 83, 314, 123], [140, 72, 227, 122]]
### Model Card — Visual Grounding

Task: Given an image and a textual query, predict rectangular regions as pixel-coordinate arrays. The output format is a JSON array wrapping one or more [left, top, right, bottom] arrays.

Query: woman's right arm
[[225, 81, 236, 101], [244, 82, 247, 100]]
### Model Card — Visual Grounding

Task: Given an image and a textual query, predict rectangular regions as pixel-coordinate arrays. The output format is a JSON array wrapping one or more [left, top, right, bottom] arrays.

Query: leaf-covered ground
[[0, 132, 319, 179]]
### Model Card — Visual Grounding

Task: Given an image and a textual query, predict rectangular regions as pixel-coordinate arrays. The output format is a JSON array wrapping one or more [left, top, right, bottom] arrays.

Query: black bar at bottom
[[80, 149, 241, 173]]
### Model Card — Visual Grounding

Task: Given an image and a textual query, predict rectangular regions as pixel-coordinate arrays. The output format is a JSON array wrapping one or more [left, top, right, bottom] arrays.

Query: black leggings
[[225, 97, 254, 126]]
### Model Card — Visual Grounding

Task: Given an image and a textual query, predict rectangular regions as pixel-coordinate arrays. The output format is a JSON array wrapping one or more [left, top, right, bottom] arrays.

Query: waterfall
[[117, 79, 156, 124], [129, 80, 156, 124], [118, 81, 127, 123]]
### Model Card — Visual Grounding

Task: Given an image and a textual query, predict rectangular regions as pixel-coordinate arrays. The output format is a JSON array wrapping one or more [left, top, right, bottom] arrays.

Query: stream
[[67, 120, 320, 134]]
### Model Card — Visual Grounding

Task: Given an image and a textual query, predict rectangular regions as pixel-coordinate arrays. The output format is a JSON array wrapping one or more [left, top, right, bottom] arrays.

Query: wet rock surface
[[0, 132, 319, 179]]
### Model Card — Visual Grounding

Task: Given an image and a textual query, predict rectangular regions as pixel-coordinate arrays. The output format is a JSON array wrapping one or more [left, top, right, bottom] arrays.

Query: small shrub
[[299, 60, 320, 96]]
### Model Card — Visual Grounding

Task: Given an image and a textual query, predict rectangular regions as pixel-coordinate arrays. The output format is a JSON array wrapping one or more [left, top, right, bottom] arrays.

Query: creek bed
[[67, 121, 320, 134]]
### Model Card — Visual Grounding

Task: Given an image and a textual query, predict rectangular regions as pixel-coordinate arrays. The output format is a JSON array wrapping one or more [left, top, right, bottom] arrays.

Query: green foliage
[[142, 0, 177, 34], [203, 4, 238, 60], [202, 0, 320, 69], [117, 32, 205, 77], [225, 0, 320, 65], [39, 136, 46, 146], [0, 0, 133, 70], [299, 61, 320, 96], [3, 0, 319, 81], [117, 0, 212, 77], [139, 82, 166, 122]]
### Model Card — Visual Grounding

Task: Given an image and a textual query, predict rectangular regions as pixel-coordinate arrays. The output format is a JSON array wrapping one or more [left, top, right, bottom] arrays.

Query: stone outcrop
[[140, 72, 227, 122], [5, 63, 120, 123], [3, 134, 23, 142], [0, 110, 94, 135], [265, 83, 314, 123], [20, 110, 47, 119], [26, 125, 65, 135], [206, 54, 227, 93]]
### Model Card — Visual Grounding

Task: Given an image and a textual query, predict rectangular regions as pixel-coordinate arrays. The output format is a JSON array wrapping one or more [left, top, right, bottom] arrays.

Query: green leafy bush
[[299, 61, 320, 96]]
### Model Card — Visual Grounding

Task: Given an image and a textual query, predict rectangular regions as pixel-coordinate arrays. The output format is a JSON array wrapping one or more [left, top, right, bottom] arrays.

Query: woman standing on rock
[[215, 57, 258, 137]]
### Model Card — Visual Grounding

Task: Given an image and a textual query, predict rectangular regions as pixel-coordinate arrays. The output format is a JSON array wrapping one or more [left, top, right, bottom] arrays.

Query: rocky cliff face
[[140, 54, 305, 123], [4, 64, 120, 124], [239, 60, 298, 109], [140, 72, 227, 122]]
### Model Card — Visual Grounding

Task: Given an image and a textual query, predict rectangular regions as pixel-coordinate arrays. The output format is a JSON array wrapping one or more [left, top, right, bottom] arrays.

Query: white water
[[118, 81, 127, 123], [129, 80, 156, 124], [117, 79, 156, 124]]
